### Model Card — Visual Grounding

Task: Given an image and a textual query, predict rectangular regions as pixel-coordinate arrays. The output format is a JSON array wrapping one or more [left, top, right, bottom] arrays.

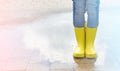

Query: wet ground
[[0, 9, 120, 71]]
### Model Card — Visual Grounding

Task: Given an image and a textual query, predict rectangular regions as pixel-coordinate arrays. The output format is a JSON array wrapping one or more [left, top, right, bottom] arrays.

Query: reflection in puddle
[[74, 58, 97, 71]]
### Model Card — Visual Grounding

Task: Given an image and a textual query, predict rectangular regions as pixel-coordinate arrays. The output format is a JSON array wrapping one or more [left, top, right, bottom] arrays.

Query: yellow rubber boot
[[73, 27, 85, 58], [86, 27, 97, 58]]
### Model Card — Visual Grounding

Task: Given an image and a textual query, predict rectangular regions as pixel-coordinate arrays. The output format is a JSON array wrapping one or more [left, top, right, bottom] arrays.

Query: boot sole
[[86, 54, 97, 59], [73, 54, 85, 58]]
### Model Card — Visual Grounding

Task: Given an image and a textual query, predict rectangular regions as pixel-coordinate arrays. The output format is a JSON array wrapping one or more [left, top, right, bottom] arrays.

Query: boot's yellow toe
[[86, 46, 97, 58], [73, 45, 84, 57]]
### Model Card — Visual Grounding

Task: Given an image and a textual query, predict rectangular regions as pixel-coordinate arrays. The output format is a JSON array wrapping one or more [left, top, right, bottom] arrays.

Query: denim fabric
[[73, 0, 100, 28]]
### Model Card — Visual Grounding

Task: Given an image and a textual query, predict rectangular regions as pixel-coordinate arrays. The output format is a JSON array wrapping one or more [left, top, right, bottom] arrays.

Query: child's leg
[[73, 0, 86, 58], [73, 0, 86, 27], [86, 0, 100, 28], [85, 0, 100, 58]]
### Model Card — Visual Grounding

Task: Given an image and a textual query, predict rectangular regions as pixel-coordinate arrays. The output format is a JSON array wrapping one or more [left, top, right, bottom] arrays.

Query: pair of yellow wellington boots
[[73, 26, 97, 58]]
